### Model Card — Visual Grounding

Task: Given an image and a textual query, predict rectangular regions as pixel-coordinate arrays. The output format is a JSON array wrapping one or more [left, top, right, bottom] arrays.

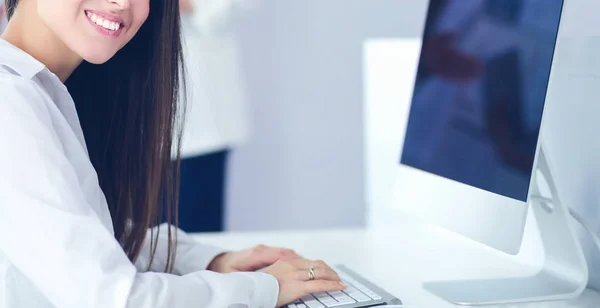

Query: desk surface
[[192, 222, 600, 308]]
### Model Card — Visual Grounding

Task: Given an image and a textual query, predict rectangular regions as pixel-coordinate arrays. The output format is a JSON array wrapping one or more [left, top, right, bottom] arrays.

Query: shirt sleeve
[[134, 223, 227, 275], [0, 77, 279, 308]]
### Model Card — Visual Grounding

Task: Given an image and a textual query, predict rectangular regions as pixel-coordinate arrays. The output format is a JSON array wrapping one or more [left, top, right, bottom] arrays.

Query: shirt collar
[[0, 38, 47, 80]]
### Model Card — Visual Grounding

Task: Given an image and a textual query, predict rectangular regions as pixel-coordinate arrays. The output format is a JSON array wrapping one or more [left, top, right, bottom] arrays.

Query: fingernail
[[340, 282, 348, 288]]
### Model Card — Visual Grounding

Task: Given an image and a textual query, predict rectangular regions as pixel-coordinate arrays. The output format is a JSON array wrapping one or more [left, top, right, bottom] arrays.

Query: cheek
[[36, 0, 86, 48], [37, 0, 83, 22], [121, 3, 149, 45], [122, 2, 149, 45], [132, 0, 150, 29]]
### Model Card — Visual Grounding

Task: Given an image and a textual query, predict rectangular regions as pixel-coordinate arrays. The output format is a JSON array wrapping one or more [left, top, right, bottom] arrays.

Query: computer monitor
[[387, 0, 589, 305], [397, 0, 563, 255]]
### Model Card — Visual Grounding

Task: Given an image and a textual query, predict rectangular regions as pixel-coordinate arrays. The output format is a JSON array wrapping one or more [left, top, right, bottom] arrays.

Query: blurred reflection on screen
[[401, 0, 564, 201]]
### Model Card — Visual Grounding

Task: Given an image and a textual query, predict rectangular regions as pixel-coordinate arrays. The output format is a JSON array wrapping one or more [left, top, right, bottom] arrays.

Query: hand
[[207, 244, 302, 273], [260, 258, 346, 307], [422, 32, 483, 82], [179, 0, 193, 13]]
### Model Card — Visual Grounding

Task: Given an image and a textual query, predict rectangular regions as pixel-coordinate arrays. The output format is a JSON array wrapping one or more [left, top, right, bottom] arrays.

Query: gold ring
[[308, 266, 316, 281]]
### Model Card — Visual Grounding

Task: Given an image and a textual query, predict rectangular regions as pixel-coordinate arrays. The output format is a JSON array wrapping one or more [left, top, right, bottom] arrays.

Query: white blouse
[[0, 38, 278, 308]]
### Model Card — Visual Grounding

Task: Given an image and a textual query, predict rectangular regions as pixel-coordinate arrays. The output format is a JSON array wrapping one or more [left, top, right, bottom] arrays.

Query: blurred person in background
[[176, 0, 253, 232]]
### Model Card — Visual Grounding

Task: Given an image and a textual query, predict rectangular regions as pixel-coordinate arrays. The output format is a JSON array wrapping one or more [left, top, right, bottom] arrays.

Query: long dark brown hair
[[5, 0, 185, 272]]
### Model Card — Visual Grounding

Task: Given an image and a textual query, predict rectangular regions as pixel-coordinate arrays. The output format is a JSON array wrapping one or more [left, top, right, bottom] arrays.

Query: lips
[[84, 10, 125, 37]]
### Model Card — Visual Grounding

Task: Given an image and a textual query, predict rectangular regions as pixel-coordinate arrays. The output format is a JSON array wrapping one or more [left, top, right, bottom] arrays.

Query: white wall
[[363, 38, 424, 227], [225, 0, 428, 231]]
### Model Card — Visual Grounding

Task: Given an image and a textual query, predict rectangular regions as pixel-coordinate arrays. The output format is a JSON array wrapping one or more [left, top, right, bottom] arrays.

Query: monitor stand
[[422, 144, 589, 305]]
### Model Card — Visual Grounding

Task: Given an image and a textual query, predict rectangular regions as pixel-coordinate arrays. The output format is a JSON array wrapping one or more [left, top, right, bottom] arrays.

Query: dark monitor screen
[[400, 0, 564, 201]]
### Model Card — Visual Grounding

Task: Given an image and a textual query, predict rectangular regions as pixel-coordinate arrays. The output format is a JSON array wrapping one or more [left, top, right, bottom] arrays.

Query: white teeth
[[87, 12, 121, 31]]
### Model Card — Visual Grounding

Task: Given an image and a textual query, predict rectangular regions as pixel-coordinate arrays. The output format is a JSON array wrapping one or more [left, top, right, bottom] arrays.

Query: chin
[[81, 49, 118, 65]]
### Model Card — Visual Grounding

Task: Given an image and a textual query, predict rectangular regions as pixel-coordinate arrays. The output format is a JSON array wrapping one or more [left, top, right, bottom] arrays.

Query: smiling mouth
[[85, 10, 123, 32]]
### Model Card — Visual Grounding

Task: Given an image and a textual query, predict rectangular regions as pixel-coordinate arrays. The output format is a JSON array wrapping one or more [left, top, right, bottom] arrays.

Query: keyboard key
[[312, 293, 336, 307], [301, 295, 315, 301], [333, 299, 355, 305], [364, 291, 382, 300], [313, 292, 330, 299], [343, 289, 372, 302], [313, 269, 385, 306], [327, 291, 345, 298], [349, 280, 366, 288], [348, 293, 372, 302], [323, 300, 353, 307], [343, 287, 365, 296], [286, 305, 296, 308], [307, 290, 355, 307], [296, 304, 307, 308], [313, 295, 328, 301], [328, 291, 355, 303], [351, 282, 380, 294], [334, 298, 355, 305], [320, 298, 338, 307], [303, 300, 324, 308], [341, 279, 384, 301], [344, 277, 356, 282], [355, 285, 369, 292], [301, 295, 324, 308]]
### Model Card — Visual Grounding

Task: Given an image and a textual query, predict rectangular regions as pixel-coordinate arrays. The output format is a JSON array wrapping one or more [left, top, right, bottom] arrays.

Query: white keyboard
[[286, 271, 384, 308]]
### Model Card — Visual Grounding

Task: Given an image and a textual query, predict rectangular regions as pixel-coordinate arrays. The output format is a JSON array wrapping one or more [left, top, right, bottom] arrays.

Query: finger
[[294, 267, 341, 282], [278, 248, 303, 260], [301, 280, 346, 295], [312, 263, 341, 282], [261, 246, 303, 261], [245, 246, 299, 271], [289, 258, 323, 269], [290, 259, 338, 275]]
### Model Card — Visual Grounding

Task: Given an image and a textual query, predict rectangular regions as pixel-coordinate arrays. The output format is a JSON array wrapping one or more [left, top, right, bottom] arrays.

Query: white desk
[[192, 222, 600, 308]]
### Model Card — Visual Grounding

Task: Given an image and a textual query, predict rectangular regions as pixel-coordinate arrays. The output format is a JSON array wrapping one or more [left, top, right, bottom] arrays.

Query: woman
[[0, 0, 345, 307]]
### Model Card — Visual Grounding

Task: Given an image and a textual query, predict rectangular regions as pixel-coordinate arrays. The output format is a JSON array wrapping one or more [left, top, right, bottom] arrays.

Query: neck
[[0, 0, 82, 82]]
